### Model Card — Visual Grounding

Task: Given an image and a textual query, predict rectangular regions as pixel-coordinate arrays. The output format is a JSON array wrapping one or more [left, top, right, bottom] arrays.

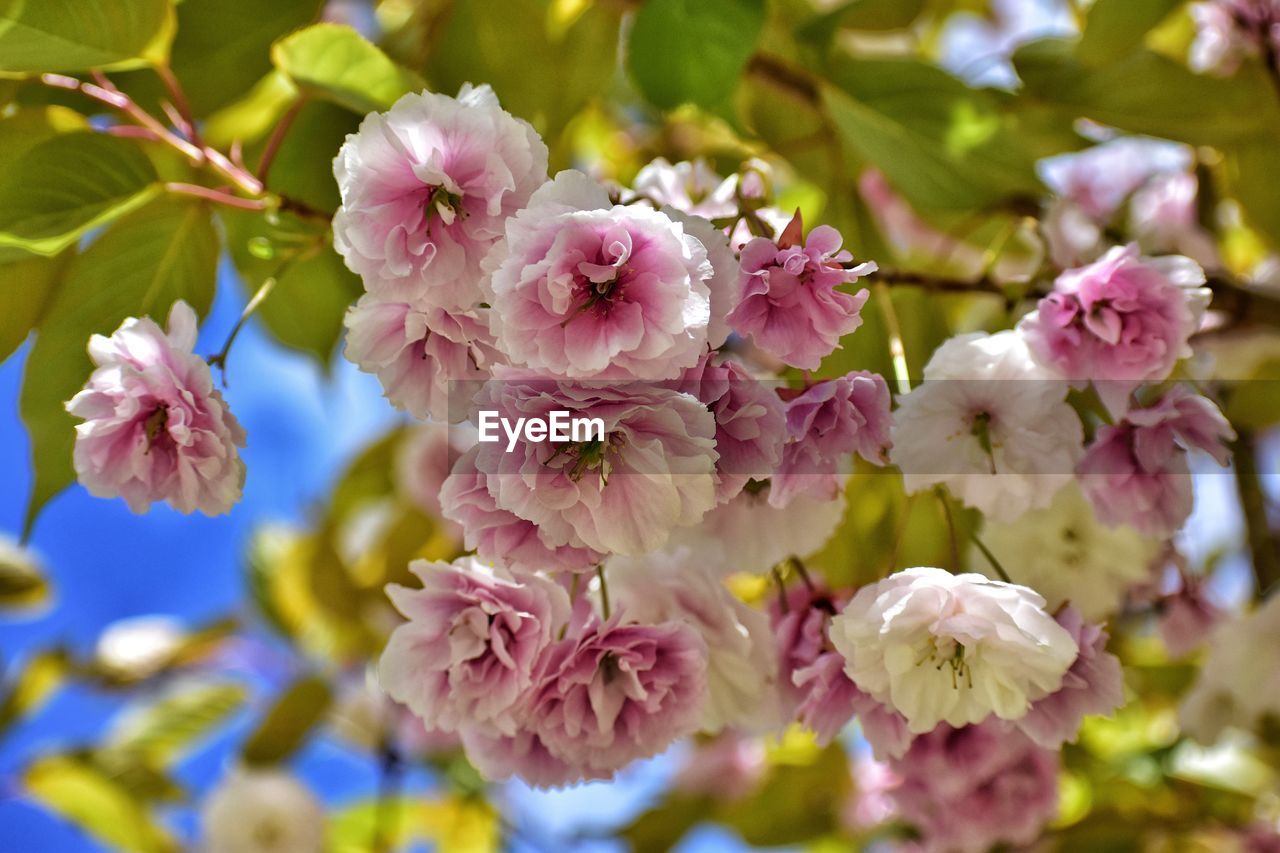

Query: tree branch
[[1233, 430, 1280, 598]]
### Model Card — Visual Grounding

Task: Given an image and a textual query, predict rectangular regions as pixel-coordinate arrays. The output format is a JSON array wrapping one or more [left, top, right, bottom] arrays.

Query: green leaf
[[21, 196, 218, 534], [203, 69, 300, 149], [241, 675, 332, 766], [627, 0, 766, 111], [0, 539, 51, 610], [0, 132, 160, 256], [1228, 141, 1280, 250], [0, 0, 175, 74], [273, 23, 422, 114], [105, 681, 248, 767], [223, 210, 361, 364], [1013, 39, 1280, 146], [164, 0, 321, 115], [1077, 0, 1185, 66], [798, 0, 926, 44], [0, 252, 68, 362], [421, 0, 622, 146], [820, 56, 1043, 213], [23, 755, 179, 853], [0, 648, 71, 730]]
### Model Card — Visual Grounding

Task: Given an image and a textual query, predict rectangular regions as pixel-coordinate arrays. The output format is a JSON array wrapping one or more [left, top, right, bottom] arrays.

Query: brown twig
[[257, 99, 306, 184]]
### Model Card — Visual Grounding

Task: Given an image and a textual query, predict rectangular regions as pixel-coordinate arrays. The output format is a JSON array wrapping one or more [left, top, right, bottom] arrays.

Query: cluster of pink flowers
[[318, 85, 886, 786], [62, 79, 1245, 846]]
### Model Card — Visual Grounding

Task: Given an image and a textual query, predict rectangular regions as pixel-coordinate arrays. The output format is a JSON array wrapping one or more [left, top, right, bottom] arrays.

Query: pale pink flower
[[830, 568, 1079, 734], [524, 617, 708, 778], [890, 721, 1060, 853], [201, 769, 324, 853], [459, 727, 610, 789], [668, 354, 786, 502], [630, 158, 738, 221], [890, 331, 1083, 522], [1190, 1, 1280, 75], [726, 220, 875, 370], [1159, 577, 1222, 658], [333, 84, 548, 308], [378, 557, 570, 736], [608, 549, 781, 733], [440, 446, 604, 574], [665, 480, 847, 575], [1078, 388, 1235, 537], [672, 732, 767, 802], [1019, 244, 1210, 414], [770, 371, 892, 508], [394, 425, 471, 544], [1017, 607, 1125, 749], [483, 170, 715, 381], [630, 157, 787, 249], [66, 301, 246, 516], [343, 292, 502, 422], [468, 370, 718, 555], [1129, 172, 1220, 268]]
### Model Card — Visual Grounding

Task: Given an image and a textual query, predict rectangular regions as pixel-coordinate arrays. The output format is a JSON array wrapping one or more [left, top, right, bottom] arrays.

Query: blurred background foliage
[[0, 0, 1279, 850]]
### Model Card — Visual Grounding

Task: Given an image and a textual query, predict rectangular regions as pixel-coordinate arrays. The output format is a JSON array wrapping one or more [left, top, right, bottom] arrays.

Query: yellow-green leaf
[[0, 0, 175, 75], [23, 755, 179, 853], [272, 23, 422, 114], [0, 132, 160, 256], [241, 675, 332, 766]]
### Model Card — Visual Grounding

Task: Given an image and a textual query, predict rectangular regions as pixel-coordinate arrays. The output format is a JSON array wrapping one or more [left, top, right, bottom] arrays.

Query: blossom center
[[143, 405, 169, 453], [423, 185, 464, 226], [917, 636, 974, 690]]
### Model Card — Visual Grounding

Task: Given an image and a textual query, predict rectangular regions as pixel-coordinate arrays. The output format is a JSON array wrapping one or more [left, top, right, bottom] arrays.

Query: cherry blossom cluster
[[60, 82, 1244, 846]]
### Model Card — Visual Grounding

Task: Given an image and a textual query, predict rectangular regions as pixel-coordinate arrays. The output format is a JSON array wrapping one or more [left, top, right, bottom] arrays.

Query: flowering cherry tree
[[2, 1, 1280, 851]]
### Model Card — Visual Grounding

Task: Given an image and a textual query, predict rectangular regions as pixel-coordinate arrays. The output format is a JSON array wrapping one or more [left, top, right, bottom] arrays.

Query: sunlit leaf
[[105, 680, 248, 767], [273, 23, 422, 114], [0, 0, 175, 75], [628, 0, 766, 111], [23, 755, 179, 853], [0, 648, 71, 731], [0, 132, 160, 256], [241, 675, 332, 766]]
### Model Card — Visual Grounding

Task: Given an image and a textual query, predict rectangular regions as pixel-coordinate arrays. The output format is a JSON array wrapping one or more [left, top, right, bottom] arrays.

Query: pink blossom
[[440, 446, 605, 574], [770, 371, 892, 508], [343, 292, 502, 422], [378, 557, 570, 736], [769, 585, 832, 711], [523, 617, 708, 778], [1129, 172, 1220, 268], [66, 301, 246, 515], [1019, 244, 1210, 414], [890, 721, 1061, 853], [668, 354, 786, 502], [1078, 388, 1235, 537], [459, 727, 610, 789], [1159, 576, 1223, 658], [726, 219, 875, 370], [672, 732, 767, 802], [483, 170, 717, 381], [468, 370, 718, 555], [771, 588, 912, 757], [1190, 1, 1280, 75], [333, 84, 548, 308], [791, 652, 860, 746], [1017, 607, 1125, 749]]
